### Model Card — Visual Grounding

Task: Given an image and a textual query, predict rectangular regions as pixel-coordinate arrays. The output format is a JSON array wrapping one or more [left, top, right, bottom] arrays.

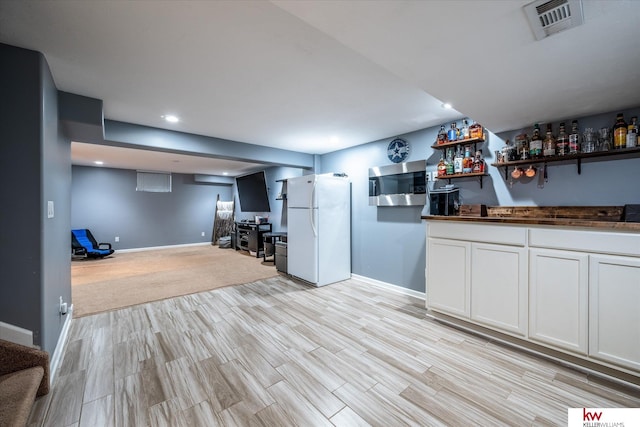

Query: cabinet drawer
[[428, 221, 526, 246], [529, 228, 640, 257]]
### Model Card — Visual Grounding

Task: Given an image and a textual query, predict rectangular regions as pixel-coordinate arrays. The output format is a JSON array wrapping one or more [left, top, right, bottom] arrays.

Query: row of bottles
[[437, 146, 485, 177], [502, 113, 638, 162], [436, 119, 484, 145]]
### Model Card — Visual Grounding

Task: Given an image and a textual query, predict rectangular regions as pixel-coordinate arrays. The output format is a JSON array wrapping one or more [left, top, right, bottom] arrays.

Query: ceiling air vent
[[524, 0, 583, 40]]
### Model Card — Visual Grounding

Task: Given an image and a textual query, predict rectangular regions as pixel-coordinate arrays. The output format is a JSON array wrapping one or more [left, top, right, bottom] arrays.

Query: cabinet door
[[471, 243, 527, 336], [427, 238, 470, 319], [589, 255, 640, 371], [529, 248, 588, 354]]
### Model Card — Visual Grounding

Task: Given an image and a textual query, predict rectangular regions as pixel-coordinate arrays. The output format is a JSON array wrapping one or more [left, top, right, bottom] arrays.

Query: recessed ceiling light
[[442, 103, 453, 110], [94, 161, 104, 165], [222, 172, 229, 176], [329, 136, 340, 144], [162, 114, 179, 123]]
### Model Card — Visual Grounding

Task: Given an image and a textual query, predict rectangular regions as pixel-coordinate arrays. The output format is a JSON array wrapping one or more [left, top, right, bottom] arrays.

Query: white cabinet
[[427, 238, 470, 319], [529, 248, 589, 354], [426, 220, 640, 377], [471, 243, 528, 336], [589, 255, 640, 371]]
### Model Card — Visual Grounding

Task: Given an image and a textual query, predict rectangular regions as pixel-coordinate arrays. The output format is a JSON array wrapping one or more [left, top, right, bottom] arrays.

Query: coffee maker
[[429, 187, 459, 216]]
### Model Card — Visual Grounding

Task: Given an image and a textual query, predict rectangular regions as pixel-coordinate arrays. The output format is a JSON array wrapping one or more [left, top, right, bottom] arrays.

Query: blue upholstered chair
[[71, 229, 114, 258]]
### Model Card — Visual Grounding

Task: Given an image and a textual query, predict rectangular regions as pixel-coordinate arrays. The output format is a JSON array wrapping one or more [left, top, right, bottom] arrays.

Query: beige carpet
[[71, 245, 279, 317]]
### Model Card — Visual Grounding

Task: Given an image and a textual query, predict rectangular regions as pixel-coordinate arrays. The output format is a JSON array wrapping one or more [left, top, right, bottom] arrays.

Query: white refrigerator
[[287, 173, 351, 286]]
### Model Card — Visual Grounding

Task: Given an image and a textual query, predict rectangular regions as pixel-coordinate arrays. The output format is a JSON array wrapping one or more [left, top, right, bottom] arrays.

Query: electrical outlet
[[115, 236, 119, 242], [201, 232, 205, 237]]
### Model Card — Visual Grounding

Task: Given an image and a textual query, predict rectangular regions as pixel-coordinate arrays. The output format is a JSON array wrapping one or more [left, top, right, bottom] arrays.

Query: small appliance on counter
[[429, 186, 459, 216]]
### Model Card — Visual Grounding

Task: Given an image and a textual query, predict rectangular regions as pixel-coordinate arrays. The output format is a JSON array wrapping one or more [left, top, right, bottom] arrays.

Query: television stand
[[234, 222, 272, 258]]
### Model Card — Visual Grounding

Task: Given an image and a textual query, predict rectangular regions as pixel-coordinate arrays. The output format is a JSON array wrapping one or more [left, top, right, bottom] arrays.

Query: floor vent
[[524, 0, 584, 40]]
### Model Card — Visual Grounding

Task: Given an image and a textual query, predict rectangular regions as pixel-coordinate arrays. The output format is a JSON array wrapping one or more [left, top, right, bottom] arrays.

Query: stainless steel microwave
[[368, 160, 426, 206]]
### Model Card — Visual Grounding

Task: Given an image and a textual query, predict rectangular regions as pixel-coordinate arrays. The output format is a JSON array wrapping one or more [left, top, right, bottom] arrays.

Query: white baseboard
[[49, 305, 73, 385], [0, 321, 33, 347], [116, 241, 211, 253], [351, 274, 425, 300]]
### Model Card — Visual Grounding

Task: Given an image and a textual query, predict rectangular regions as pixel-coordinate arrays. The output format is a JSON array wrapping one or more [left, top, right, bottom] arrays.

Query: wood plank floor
[[29, 277, 640, 426]]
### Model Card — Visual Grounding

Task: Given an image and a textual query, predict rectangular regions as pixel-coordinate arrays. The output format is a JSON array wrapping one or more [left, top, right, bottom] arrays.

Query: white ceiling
[[1, 0, 639, 176]]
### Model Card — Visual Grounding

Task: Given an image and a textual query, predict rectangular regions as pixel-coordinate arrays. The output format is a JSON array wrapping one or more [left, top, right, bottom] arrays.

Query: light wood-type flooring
[[29, 277, 640, 426]]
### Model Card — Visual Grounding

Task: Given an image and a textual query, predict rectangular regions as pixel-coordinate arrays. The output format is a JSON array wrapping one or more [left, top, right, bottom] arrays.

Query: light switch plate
[[47, 201, 54, 218]]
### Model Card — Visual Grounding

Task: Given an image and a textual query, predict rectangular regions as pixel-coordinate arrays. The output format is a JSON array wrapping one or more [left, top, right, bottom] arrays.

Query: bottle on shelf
[[515, 133, 530, 160], [459, 119, 470, 140], [462, 146, 473, 174], [543, 123, 556, 157], [556, 122, 569, 156], [437, 154, 446, 177], [472, 150, 485, 173], [445, 148, 454, 175], [453, 146, 463, 174], [569, 120, 581, 154], [437, 124, 448, 145], [626, 116, 637, 148], [447, 122, 458, 142], [469, 121, 483, 139], [613, 113, 627, 149], [529, 123, 543, 159]]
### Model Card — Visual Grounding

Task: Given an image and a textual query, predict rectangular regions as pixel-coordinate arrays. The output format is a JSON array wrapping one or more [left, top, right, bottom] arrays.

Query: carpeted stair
[[0, 339, 49, 427]]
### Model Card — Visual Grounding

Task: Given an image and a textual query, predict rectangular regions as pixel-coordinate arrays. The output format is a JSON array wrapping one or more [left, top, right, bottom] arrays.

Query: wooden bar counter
[[422, 205, 640, 231]]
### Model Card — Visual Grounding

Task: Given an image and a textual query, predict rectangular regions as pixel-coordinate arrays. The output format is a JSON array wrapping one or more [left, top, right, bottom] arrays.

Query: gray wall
[[72, 166, 232, 250], [320, 106, 640, 293], [0, 43, 71, 353]]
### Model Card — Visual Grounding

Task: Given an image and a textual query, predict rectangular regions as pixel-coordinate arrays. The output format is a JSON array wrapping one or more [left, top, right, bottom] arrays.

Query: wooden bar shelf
[[491, 146, 640, 180], [436, 172, 487, 188], [431, 136, 485, 150]]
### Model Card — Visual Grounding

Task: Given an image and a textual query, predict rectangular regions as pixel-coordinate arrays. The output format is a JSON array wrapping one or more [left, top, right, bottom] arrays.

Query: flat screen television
[[236, 171, 271, 212]]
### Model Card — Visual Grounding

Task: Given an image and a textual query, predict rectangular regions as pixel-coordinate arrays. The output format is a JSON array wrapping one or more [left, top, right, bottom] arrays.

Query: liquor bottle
[[437, 154, 446, 177], [472, 150, 484, 173], [453, 146, 463, 174], [462, 146, 473, 173], [613, 113, 627, 149], [529, 123, 543, 158], [445, 148, 454, 175], [460, 119, 470, 140], [569, 120, 581, 154], [543, 123, 556, 157], [626, 116, 637, 148], [514, 133, 530, 160], [469, 121, 483, 139], [437, 125, 447, 145], [556, 122, 569, 156], [447, 122, 458, 142]]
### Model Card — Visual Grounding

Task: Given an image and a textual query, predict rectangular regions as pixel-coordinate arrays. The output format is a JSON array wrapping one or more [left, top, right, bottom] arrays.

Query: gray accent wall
[[0, 43, 71, 353], [320, 106, 640, 293], [72, 166, 232, 250]]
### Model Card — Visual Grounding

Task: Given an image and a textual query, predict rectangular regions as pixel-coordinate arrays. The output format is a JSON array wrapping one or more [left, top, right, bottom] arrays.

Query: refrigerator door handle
[[310, 179, 318, 237]]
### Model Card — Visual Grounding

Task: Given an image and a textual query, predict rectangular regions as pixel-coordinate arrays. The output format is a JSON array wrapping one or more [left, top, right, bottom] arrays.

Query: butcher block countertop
[[422, 205, 640, 231]]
